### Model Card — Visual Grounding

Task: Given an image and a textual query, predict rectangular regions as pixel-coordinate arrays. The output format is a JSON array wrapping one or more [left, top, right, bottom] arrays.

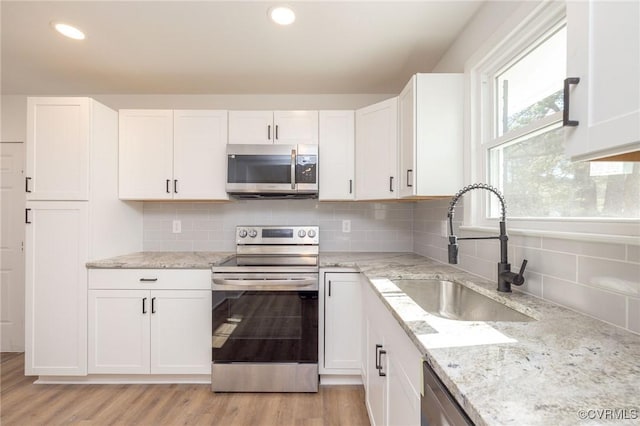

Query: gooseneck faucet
[[447, 183, 528, 293]]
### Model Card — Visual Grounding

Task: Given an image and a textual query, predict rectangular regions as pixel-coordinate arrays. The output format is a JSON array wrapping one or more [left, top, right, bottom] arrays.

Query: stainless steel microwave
[[226, 144, 318, 198]]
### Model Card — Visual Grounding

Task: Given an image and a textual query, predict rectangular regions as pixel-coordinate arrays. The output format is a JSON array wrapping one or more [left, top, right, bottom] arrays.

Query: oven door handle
[[212, 277, 317, 291]]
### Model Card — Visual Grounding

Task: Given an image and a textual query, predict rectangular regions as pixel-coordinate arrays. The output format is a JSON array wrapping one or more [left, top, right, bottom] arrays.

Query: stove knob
[[248, 229, 258, 238], [298, 229, 306, 238], [238, 229, 248, 238], [307, 229, 316, 238]]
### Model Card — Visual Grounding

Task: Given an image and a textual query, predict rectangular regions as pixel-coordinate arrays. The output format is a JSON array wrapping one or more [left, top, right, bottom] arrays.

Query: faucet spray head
[[448, 236, 458, 264]]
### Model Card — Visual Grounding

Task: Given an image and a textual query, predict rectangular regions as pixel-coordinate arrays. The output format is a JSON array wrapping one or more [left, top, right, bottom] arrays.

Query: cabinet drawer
[[88, 269, 210, 290]]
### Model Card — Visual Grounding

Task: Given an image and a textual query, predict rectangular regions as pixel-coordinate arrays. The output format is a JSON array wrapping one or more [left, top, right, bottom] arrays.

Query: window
[[470, 4, 639, 237]]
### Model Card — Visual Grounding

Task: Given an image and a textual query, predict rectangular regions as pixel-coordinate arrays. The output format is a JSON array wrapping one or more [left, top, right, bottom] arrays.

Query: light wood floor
[[0, 353, 370, 425]]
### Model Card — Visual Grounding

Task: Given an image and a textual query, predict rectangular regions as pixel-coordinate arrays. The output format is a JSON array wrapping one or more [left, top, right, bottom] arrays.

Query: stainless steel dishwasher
[[421, 361, 474, 426]]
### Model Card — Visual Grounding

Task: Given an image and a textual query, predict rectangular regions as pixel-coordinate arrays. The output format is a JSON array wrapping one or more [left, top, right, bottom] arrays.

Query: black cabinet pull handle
[[174, 179, 178, 194], [25, 208, 31, 224], [25, 177, 32, 193], [268, 125, 271, 140], [328, 280, 332, 297], [275, 125, 279, 140], [378, 350, 387, 376], [389, 176, 394, 192], [375, 344, 382, 370], [166, 179, 170, 193], [151, 297, 156, 314], [563, 77, 580, 127], [349, 179, 353, 194], [407, 169, 413, 187], [139, 278, 158, 282], [142, 297, 147, 314]]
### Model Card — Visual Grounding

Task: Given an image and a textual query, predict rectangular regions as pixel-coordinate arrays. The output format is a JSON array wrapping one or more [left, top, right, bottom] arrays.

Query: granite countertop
[[87, 250, 640, 425], [85, 251, 235, 269], [322, 252, 640, 426]]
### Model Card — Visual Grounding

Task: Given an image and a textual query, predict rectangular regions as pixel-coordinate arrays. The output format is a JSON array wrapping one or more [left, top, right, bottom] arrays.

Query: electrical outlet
[[172, 220, 182, 234], [441, 220, 448, 237], [342, 219, 351, 233]]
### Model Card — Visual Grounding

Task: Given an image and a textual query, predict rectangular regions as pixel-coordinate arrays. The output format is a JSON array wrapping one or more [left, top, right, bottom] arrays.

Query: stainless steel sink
[[393, 280, 535, 322]]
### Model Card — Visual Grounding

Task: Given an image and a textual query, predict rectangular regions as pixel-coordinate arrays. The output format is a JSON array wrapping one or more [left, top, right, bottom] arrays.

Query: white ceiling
[[1, 1, 484, 95]]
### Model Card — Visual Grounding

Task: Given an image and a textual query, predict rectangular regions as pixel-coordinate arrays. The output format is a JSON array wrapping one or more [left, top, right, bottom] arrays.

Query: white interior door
[[0, 142, 25, 352]]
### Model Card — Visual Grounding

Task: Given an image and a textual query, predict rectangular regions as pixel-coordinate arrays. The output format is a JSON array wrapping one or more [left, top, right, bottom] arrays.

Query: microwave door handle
[[291, 148, 296, 190]]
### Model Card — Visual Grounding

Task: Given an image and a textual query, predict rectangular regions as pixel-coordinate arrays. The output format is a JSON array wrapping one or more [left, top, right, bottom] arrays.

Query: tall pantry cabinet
[[25, 98, 142, 376]]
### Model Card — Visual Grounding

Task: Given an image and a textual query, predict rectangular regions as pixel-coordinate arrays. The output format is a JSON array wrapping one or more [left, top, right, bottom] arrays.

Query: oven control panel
[[236, 226, 319, 245]]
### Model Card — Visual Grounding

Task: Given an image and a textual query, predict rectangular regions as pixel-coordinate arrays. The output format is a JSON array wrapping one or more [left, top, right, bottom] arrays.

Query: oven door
[[211, 273, 319, 392]]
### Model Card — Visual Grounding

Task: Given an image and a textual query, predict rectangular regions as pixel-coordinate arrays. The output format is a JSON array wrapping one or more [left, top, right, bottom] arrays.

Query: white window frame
[[463, 1, 639, 244]]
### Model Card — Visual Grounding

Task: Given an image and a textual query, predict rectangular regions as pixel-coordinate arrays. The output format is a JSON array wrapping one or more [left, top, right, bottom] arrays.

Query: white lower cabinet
[[88, 269, 211, 376], [321, 272, 362, 374], [88, 289, 150, 374], [363, 280, 422, 426]]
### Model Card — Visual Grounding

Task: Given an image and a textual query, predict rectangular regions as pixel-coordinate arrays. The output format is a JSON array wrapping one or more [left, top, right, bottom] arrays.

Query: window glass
[[496, 26, 566, 136], [489, 124, 640, 218]]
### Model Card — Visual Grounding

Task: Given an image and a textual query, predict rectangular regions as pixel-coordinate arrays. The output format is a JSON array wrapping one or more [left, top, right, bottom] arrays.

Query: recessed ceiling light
[[269, 6, 295, 26], [51, 22, 85, 40]]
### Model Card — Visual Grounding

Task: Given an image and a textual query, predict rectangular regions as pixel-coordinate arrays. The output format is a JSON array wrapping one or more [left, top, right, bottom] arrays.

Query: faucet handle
[[513, 259, 528, 285]]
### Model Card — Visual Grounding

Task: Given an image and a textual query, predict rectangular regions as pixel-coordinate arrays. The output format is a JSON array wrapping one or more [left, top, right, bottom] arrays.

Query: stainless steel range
[[211, 225, 319, 392]]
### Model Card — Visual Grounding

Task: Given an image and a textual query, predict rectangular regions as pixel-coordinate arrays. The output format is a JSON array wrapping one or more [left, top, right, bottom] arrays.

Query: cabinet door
[[150, 290, 212, 374], [319, 111, 355, 200], [355, 98, 398, 200], [119, 110, 173, 199], [25, 201, 88, 375], [26, 97, 90, 200], [88, 289, 150, 374], [365, 315, 387, 426], [274, 111, 319, 145], [228, 111, 274, 144], [387, 356, 420, 426], [398, 78, 416, 198], [324, 273, 361, 370], [566, 1, 640, 160], [173, 110, 229, 200]]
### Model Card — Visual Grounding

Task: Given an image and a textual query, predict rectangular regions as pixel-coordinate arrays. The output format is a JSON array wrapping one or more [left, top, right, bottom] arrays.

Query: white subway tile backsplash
[[542, 276, 627, 327], [628, 298, 640, 333], [577, 257, 640, 296], [144, 200, 413, 253], [628, 245, 640, 263], [518, 271, 542, 298], [543, 238, 626, 260], [514, 246, 577, 282]]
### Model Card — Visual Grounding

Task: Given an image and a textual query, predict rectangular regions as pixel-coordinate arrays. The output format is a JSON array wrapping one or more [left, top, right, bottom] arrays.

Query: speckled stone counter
[[86, 251, 234, 269], [321, 252, 640, 426]]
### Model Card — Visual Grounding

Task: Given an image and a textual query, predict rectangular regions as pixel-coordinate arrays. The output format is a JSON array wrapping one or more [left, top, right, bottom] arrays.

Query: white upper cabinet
[[398, 73, 463, 198], [273, 111, 319, 145], [119, 109, 228, 200], [119, 109, 174, 200], [228, 111, 274, 144], [565, 0, 640, 161], [228, 111, 319, 145], [355, 98, 398, 200], [173, 110, 228, 200], [26, 97, 90, 200], [319, 111, 355, 200]]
